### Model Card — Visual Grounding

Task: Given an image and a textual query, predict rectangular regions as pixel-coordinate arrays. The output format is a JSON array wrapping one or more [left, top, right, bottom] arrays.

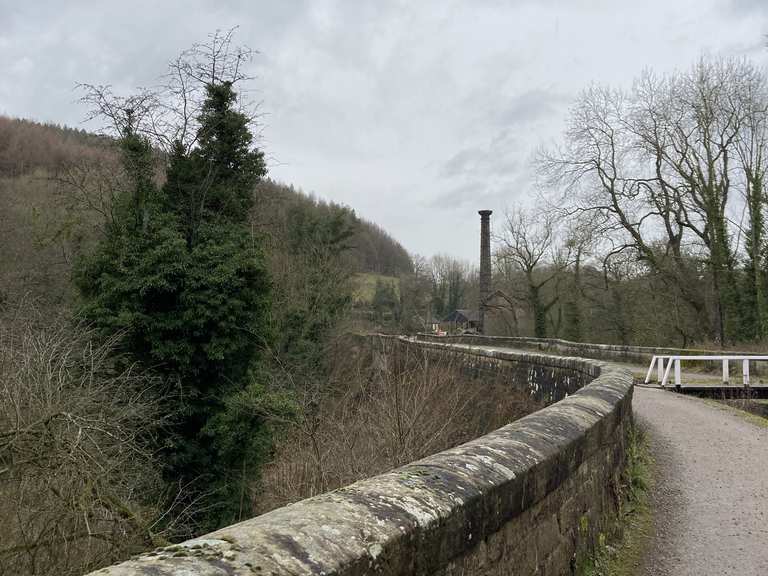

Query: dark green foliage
[[351, 222, 412, 276], [202, 376, 296, 524], [429, 257, 468, 321], [703, 197, 740, 343], [76, 82, 272, 529], [431, 281, 448, 319], [372, 278, 399, 322], [252, 179, 412, 277], [272, 201, 355, 366], [447, 271, 465, 314], [119, 124, 155, 231], [164, 83, 266, 246], [286, 200, 355, 257], [562, 250, 583, 341], [563, 299, 582, 341], [740, 174, 767, 341]]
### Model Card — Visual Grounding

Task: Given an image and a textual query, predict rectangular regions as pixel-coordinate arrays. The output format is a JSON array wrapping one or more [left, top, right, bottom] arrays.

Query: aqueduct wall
[[88, 337, 634, 576], [415, 332, 722, 365]]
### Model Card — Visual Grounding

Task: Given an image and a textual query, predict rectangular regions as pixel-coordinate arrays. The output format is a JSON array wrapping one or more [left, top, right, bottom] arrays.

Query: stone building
[[441, 308, 480, 332]]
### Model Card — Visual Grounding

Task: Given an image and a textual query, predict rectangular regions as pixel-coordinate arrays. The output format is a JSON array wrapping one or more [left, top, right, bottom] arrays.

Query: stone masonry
[[86, 336, 634, 576]]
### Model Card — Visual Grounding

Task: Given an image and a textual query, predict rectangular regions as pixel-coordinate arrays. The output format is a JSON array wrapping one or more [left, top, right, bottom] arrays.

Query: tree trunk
[[528, 283, 548, 338]]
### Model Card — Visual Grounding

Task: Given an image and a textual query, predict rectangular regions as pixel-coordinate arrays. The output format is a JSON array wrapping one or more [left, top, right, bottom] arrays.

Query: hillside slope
[[0, 116, 412, 311]]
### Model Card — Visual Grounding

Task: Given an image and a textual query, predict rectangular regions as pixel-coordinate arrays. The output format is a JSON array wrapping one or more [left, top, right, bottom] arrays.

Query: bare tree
[[257, 338, 542, 512], [497, 207, 568, 338], [78, 28, 258, 152], [0, 303, 202, 576], [70, 28, 265, 248], [557, 215, 600, 341], [427, 255, 473, 320], [541, 57, 768, 344]]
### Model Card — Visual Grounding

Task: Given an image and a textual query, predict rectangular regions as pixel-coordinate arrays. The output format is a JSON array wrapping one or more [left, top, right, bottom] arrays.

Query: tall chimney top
[[479, 210, 493, 216]]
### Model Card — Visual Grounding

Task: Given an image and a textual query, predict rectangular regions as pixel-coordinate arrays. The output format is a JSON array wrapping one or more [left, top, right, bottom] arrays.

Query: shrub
[[0, 304, 177, 576]]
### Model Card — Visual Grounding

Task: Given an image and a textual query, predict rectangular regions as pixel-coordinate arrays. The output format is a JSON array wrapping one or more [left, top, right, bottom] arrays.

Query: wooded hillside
[[0, 116, 412, 312]]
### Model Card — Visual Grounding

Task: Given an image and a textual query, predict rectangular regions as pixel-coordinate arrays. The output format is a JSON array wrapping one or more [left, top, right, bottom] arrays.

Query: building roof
[[442, 309, 480, 323], [482, 289, 515, 307]]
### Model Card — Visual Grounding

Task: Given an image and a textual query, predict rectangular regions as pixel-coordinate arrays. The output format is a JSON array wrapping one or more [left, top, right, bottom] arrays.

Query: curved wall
[[415, 333, 738, 365], [87, 337, 634, 576]]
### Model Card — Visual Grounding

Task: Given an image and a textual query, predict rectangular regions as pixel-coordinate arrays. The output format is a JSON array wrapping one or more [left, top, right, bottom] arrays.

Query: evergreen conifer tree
[[77, 75, 272, 528]]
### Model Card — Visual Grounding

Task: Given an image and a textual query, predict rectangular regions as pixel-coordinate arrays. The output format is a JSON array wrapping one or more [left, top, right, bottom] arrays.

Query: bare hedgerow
[[0, 302, 189, 576], [257, 337, 542, 512]]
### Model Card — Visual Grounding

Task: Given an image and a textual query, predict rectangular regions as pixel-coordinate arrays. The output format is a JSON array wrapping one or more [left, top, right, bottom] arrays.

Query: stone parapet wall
[[415, 333, 746, 366], [393, 336, 597, 405], [87, 336, 634, 576]]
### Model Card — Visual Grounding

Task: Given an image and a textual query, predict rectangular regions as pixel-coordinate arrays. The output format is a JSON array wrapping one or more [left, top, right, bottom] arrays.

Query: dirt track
[[634, 387, 768, 575]]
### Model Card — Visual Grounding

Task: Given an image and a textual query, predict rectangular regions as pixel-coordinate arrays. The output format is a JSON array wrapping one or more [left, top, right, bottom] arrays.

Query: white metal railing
[[644, 355, 768, 387]]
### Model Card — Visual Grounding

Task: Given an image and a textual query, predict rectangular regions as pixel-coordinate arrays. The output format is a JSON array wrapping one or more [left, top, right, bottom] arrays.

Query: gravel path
[[634, 386, 768, 575]]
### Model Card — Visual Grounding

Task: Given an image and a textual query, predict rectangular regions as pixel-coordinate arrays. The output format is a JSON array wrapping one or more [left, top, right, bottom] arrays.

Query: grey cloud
[[441, 148, 487, 178], [434, 89, 562, 207], [439, 144, 521, 180], [430, 167, 533, 212], [492, 89, 568, 127], [728, 0, 768, 14], [431, 180, 488, 208], [1, 0, 765, 262]]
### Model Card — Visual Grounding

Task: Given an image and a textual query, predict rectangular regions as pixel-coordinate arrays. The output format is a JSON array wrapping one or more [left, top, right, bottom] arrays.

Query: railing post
[[743, 359, 750, 387], [722, 358, 729, 384], [675, 358, 681, 386], [658, 356, 664, 383], [644, 356, 661, 384], [661, 357, 673, 387]]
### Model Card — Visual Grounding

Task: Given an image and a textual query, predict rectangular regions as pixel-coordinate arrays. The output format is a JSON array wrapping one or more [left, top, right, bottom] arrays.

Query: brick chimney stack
[[478, 210, 492, 334]]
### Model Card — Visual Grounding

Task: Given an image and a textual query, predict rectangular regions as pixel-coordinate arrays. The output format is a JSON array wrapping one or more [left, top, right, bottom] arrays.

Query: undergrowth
[[578, 424, 653, 576]]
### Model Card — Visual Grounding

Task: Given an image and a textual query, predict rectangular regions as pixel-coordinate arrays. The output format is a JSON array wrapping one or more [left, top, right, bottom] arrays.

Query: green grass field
[[352, 273, 400, 305]]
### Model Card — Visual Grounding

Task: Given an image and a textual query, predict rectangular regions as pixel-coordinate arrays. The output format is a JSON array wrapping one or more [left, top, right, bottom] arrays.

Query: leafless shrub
[[257, 337, 542, 512], [78, 27, 260, 154], [0, 303, 182, 576]]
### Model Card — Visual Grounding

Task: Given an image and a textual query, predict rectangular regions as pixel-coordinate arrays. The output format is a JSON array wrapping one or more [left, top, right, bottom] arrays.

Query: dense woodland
[[2, 29, 768, 576]]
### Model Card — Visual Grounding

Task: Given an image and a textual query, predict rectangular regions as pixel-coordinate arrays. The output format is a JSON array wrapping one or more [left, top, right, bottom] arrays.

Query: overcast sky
[[1, 1, 767, 262]]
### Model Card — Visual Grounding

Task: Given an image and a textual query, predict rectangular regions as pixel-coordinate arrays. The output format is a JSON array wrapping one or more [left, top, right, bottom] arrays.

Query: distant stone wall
[[397, 336, 596, 405], [415, 333, 741, 366], [87, 336, 634, 576]]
